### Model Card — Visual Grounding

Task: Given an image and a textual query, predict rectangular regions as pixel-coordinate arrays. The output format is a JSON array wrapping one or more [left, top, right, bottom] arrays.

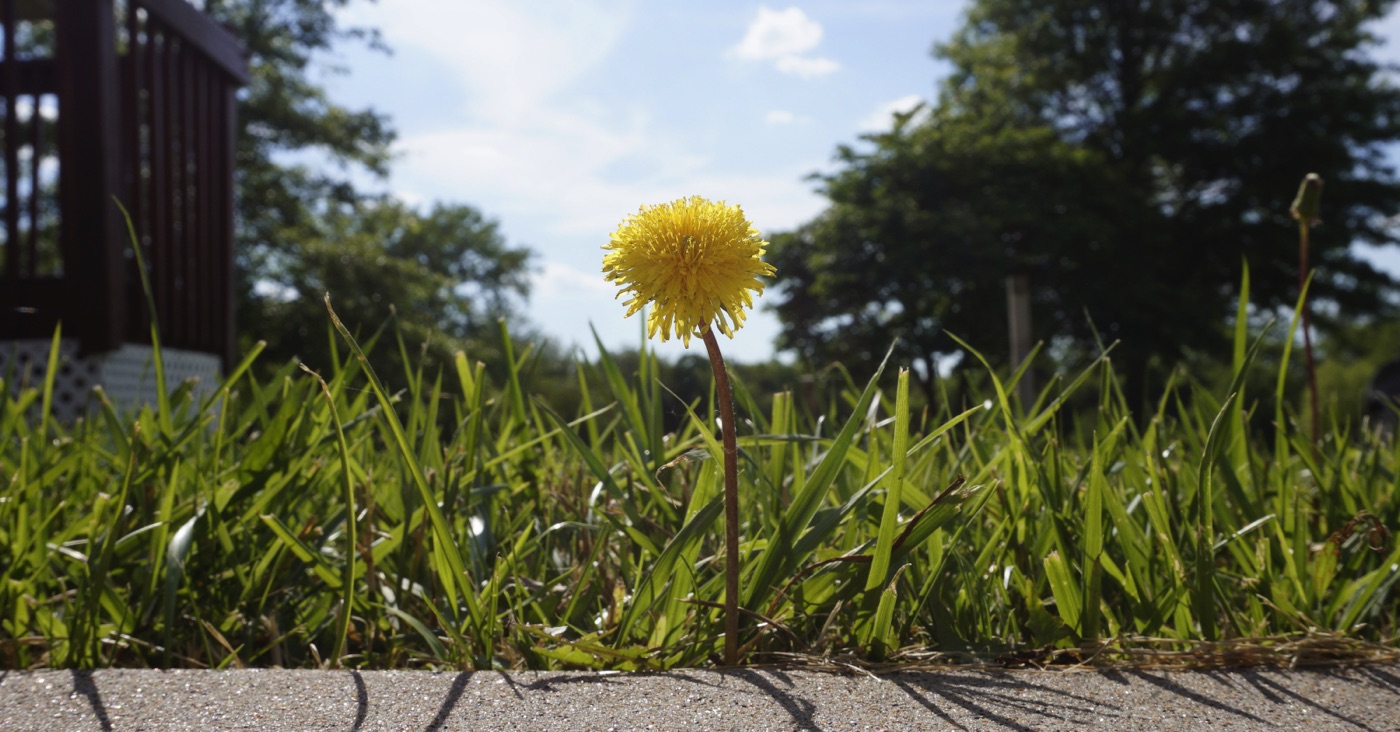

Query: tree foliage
[[202, 0, 533, 375], [770, 108, 1117, 398], [256, 200, 532, 376], [771, 0, 1400, 404], [205, 0, 392, 261]]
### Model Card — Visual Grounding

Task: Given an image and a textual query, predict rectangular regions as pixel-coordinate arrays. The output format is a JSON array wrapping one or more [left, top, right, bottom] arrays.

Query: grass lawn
[[1, 287, 1397, 671]]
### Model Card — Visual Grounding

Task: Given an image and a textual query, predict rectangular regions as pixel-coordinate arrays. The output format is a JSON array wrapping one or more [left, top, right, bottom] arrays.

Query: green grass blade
[[616, 495, 724, 642], [323, 295, 485, 658], [1228, 261, 1251, 471], [1193, 391, 1236, 641], [745, 344, 893, 610], [867, 369, 910, 592], [114, 199, 171, 434], [1043, 551, 1082, 639], [38, 325, 60, 445], [299, 364, 357, 668]]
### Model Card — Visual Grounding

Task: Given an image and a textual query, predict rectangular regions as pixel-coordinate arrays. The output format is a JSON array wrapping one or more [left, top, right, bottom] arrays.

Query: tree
[[772, 0, 1400, 405], [202, 1, 534, 374], [204, 0, 392, 291], [770, 107, 1118, 401], [256, 200, 532, 378]]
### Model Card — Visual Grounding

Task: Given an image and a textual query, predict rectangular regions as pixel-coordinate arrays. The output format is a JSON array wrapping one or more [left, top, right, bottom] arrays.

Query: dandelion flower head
[[603, 196, 776, 347]]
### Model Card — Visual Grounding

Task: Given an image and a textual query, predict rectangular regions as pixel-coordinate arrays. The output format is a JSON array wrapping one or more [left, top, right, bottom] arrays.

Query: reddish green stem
[[702, 326, 741, 666], [1299, 223, 1320, 445]]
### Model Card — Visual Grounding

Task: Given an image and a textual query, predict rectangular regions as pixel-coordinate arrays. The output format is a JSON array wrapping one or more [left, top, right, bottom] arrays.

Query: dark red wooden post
[[4, 0, 21, 285], [219, 80, 237, 369], [55, 0, 125, 353]]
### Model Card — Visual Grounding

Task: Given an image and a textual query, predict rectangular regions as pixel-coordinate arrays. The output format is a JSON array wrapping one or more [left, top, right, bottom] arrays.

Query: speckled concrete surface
[[1, 665, 1397, 731]]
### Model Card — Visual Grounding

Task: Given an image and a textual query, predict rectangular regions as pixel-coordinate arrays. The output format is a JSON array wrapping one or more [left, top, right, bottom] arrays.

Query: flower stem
[[702, 326, 741, 666], [1299, 222, 1320, 446]]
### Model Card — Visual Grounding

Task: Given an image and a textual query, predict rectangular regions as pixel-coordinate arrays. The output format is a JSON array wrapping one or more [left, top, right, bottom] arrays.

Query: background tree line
[[769, 0, 1400, 410], [203, 0, 532, 381], [210, 0, 1400, 421], [202, 0, 805, 413]]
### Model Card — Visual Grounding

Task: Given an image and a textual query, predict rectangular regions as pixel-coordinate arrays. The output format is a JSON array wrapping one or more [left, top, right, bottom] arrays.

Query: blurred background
[[184, 1, 1400, 422]]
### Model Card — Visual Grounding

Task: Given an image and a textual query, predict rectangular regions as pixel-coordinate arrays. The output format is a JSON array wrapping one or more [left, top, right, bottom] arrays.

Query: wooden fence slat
[[149, 23, 171, 344], [180, 37, 195, 348], [55, 0, 124, 352], [197, 58, 212, 353], [125, 0, 143, 286], [26, 88, 41, 275], [5, 0, 22, 280], [219, 81, 235, 367]]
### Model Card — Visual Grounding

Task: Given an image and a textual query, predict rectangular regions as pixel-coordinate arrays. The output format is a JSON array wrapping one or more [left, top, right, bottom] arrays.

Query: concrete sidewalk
[[2, 664, 1397, 731]]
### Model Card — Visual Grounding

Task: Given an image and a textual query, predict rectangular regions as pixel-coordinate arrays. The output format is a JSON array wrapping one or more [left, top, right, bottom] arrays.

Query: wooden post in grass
[[55, 0, 125, 352], [1005, 273, 1034, 406]]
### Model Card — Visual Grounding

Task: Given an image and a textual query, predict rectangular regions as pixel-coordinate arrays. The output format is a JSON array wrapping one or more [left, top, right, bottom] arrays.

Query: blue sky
[[323, 1, 1400, 364]]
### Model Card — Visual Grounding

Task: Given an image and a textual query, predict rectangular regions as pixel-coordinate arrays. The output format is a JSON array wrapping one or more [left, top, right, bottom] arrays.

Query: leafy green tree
[[772, 0, 1400, 405], [202, 0, 536, 375], [204, 0, 391, 294], [770, 108, 1116, 401], [257, 199, 532, 379]]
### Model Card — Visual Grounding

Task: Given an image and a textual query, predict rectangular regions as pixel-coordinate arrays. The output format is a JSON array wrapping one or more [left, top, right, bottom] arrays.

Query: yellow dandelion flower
[[603, 196, 776, 347]]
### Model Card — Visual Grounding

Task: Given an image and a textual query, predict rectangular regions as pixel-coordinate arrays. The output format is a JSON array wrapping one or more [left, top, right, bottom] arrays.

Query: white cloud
[[331, 2, 834, 361], [730, 6, 840, 78], [344, 0, 635, 122], [392, 121, 823, 249], [341, 0, 831, 247], [858, 93, 927, 131], [764, 109, 815, 125], [775, 55, 840, 78], [537, 261, 615, 298], [765, 109, 796, 125], [730, 6, 824, 59], [765, 109, 808, 125]]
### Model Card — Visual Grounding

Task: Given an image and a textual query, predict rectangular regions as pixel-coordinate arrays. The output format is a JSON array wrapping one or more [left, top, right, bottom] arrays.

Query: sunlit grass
[[0, 276, 1397, 671]]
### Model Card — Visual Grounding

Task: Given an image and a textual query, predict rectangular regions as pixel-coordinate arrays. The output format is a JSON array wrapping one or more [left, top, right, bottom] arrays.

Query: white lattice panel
[[1, 340, 221, 422]]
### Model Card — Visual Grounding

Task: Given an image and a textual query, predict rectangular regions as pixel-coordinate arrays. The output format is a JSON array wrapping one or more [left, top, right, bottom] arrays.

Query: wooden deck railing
[[0, 0, 247, 368]]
